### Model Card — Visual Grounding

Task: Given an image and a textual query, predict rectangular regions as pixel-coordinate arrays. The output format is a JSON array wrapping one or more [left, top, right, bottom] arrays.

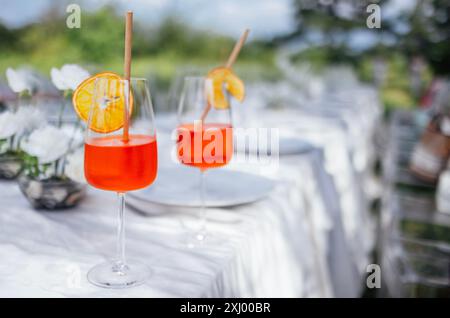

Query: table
[[0, 112, 367, 298]]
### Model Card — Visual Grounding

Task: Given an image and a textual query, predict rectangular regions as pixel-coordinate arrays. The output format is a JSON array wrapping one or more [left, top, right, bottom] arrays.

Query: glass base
[[87, 260, 151, 289]]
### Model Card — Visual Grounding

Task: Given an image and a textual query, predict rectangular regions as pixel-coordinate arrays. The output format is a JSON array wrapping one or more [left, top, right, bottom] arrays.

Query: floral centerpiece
[[16, 64, 90, 209], [0, 68, 42, 178]]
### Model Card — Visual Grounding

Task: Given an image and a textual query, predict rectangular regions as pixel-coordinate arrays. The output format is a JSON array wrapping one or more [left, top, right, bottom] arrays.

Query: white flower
[[50, 64, 90, 91], [64, 148, 86, 184], [21, 125, 71, 164], [0, 111, 20, 139], [5, 68, 34, 94], [60, 123, 84, 149], [0, 107, 45, 140], [50, 68, 67, 91], [15, 107, 46, 134], [61, 64, 90, 90]]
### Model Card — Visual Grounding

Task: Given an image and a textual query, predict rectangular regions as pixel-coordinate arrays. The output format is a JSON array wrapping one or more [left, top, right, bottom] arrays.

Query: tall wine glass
[[84, 77, 158, 288], [176, 76, 233, 247]]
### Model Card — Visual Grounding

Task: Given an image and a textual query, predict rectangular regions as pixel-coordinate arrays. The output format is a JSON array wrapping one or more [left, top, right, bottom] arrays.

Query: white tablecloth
[[0, 111, 369, 297], [235, 109, 376, 283]]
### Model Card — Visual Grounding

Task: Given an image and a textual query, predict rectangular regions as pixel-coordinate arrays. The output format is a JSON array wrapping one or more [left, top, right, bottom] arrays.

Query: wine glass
[[176, 76, 233, 247], [84, 77, 158, 288]]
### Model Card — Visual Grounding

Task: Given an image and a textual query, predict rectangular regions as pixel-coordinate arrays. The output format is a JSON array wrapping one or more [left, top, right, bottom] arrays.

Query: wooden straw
[[199, 100, 212, 123], [200, 29, 250, 122], [123, 11, 133, 142], [225, 29, 250, 68]]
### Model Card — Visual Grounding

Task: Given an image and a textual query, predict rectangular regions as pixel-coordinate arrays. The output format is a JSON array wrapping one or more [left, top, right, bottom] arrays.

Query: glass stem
[[198, 170, 207, 240], [57, 98, 67, 128], [116, 192, 127, 268]]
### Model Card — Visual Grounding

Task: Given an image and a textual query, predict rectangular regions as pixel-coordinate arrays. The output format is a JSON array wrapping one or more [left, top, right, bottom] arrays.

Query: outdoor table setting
[[0, 105, 367, 297], [1, 0, 450, 302], [0, 63, 380, 298], [0, 12, 383, 299]]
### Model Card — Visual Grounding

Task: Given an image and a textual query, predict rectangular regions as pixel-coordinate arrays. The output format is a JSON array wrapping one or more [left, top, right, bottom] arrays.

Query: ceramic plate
[[127, 166, 275, 209]]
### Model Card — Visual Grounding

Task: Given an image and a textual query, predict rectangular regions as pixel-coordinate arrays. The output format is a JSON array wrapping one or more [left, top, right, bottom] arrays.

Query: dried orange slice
[[207, 67, 245, 109], [72, 72, 133, 133]]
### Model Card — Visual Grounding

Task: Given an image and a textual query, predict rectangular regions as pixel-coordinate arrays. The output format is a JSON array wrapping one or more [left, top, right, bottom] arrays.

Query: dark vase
[[0, 153, 22, 179], [18, 174, 86, 210]]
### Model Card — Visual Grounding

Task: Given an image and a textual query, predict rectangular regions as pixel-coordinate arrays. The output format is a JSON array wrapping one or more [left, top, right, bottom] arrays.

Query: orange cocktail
[[177, 123, 233, 171], [85, 134, 157, 192]]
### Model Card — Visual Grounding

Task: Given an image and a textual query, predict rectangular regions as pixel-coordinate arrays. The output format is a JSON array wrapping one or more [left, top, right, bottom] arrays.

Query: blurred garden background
[[1, 0, 450, 298], [0, 0, 448, 113]]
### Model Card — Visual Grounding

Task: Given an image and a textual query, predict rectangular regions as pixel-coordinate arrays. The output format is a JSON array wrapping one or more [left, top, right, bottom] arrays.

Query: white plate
[[235, 136, 314, 156], [127, 166, 275, 209]]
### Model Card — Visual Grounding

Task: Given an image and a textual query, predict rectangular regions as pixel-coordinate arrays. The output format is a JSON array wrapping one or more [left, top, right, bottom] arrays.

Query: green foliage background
[[0, 1, 448, 112], [0, 7, 278, 90]]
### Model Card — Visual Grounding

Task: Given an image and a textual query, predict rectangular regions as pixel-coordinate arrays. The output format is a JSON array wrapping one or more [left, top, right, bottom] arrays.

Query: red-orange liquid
[[85, 135, 157, 192], [177, 123, 233, 171]]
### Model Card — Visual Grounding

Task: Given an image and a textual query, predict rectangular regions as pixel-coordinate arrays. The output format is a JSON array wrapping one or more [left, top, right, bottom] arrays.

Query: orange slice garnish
[[207, 67, 245, 109], [72, 72, 133, 133]]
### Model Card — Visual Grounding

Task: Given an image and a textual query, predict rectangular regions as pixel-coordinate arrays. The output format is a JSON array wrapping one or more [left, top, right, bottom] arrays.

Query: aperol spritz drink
[[176, 76, 238, 246], [85, 135, 157, 192], [73, 74, 158, 288], [177, 123, 233, 171]]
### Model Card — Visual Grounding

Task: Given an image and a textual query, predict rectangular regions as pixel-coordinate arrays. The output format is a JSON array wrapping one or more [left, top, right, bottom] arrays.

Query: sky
[[0, 0, 296, 39], [0, 0, 417, 46]]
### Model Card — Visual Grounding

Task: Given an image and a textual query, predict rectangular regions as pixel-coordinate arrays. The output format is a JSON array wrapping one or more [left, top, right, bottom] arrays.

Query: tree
[[284, 0, 449, 75]]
